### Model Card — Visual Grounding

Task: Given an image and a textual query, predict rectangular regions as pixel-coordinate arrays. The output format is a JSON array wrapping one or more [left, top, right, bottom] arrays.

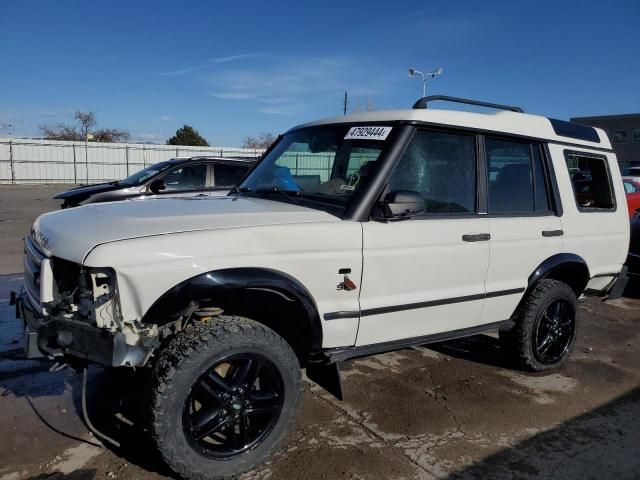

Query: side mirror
[[149, 179, 166, 193], [380, 190, 425, 219]]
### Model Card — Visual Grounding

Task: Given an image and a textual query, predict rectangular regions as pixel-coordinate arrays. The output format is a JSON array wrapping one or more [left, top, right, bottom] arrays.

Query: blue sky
[[0, 0, 638, 145]]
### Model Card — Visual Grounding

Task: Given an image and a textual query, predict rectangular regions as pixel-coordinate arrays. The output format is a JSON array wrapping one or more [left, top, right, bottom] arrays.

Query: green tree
[[166, 125, 210, 146]]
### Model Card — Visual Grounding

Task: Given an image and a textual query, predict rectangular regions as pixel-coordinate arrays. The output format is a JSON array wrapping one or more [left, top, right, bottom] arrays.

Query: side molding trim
[[323, 288, 524, 321]]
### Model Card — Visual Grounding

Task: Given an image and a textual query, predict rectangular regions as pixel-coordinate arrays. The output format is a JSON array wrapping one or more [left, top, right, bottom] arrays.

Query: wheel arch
[[526, 253, 590, 298], [141, 267, 323, 359]]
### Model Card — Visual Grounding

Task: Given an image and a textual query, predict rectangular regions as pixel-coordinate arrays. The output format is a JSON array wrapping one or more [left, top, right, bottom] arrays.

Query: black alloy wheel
[[182, 354, 284, 459], [499, 279, 578, 371], [150, 316, 302, 480], [533, 299, 576, 365]]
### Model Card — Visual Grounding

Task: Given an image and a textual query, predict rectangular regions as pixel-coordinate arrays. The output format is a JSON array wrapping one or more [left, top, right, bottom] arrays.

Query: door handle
[[542, 230, 564, 237], [462, 233, 491, 242]]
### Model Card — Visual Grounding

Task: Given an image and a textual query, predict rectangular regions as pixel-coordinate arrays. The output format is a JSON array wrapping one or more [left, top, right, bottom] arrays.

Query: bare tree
[[242, 132, 276, 149], [74, 111, 96, 139], [40, 111, 129, 142], [40, 123, 83, 141], [93, 128, 130, 143]]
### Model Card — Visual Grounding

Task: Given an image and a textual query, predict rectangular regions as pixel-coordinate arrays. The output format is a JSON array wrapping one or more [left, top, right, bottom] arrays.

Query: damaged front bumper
[[15, 290, 152, 367]]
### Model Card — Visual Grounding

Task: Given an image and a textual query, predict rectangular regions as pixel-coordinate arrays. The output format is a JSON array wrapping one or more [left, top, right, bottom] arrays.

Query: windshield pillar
[[342, 125, 415, 222]]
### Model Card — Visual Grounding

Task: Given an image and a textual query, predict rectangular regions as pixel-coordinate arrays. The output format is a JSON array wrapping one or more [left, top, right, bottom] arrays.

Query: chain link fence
[[0, 137, 264, 184]]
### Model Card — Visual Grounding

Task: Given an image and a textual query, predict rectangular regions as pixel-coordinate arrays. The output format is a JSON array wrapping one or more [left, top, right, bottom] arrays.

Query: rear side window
[[214, 164, 249, 187], [624, 181, 639, 194], [486, 138, 550, 214], [565, 151, 615, 211], [388, 129, 476, 214]]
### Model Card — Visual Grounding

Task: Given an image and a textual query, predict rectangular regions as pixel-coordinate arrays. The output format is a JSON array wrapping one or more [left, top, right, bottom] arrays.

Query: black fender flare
[[141, 267, 323, 350], [526, 253, 590, 297]]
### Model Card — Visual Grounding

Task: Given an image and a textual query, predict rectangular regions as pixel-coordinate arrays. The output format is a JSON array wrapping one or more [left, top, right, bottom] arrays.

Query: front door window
[[162, 164, 207, 191]]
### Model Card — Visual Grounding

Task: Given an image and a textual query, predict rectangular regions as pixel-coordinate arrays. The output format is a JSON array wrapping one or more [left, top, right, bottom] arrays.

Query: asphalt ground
[[1, 185, 639, 480]]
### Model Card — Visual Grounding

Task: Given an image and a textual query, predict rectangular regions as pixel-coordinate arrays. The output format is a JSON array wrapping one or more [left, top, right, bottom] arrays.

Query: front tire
[[149, 316, 301, 480], [501, 279, 578, 371]]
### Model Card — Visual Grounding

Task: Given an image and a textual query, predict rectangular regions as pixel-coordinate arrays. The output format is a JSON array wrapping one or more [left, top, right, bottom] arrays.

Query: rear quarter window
[[564, 151, 616, 211]]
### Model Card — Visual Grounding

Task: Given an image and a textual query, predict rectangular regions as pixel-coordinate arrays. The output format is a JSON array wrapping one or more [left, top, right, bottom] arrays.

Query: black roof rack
[[412, 95, 524, 113]]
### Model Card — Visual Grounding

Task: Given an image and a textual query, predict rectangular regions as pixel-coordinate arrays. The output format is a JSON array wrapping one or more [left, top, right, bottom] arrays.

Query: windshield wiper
[[230, 185, 252, 195], [254, 186, 301, 204]]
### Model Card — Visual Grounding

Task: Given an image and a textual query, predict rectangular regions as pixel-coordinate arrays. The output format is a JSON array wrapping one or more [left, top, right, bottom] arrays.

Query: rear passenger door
[[479, 137, 563, 325]]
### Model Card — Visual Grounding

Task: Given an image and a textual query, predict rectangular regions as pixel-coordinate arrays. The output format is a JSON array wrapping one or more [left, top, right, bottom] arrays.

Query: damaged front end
[[16, 236, 158, 367]]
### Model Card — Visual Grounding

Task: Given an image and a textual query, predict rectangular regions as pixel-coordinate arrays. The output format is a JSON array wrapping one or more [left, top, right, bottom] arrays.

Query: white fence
[[0, 137, 264, 184]]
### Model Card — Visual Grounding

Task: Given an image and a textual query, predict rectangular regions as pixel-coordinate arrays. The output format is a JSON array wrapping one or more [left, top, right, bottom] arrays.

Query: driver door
[[357, 128, 490, 346]]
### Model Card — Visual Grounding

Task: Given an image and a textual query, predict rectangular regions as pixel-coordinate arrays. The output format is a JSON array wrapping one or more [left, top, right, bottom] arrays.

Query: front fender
[[141, 267, 323, 350]]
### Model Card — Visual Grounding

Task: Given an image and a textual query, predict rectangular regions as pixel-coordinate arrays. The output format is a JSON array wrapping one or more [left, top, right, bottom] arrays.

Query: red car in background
[[624, 179, 640, 217]]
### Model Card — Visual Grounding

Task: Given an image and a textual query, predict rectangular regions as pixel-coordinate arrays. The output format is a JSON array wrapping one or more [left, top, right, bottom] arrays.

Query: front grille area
[[23, 236, 48, 313]]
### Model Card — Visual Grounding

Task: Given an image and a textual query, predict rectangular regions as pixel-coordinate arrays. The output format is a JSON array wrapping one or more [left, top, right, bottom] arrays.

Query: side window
[[162, 164, 207, 191], [564, 151, 615, 210], [624, 182, 637, 194], [486, 138, 550, 214], [612, 130, 628, 144], [214, 164, 249, 187], [388, 130, 476, 214]]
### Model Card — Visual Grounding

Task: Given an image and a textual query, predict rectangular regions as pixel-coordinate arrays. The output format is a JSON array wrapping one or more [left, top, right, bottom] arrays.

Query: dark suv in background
[[54, 156, 256, 208]]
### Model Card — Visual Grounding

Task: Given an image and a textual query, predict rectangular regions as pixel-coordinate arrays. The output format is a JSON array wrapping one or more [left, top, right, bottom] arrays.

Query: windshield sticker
[[344, 126, 392, 141]]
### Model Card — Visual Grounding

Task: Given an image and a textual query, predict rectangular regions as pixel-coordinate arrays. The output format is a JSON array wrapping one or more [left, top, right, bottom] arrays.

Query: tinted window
[[565, 152, 615, 210], [214, 164, 249, 187], [613, 130, 628, 143], [549, 118, 600, 143], [486, 138, 550, 214], [162, 164, 207, 191], [388, 130, 476, 214], [532, 146, 550, 211]]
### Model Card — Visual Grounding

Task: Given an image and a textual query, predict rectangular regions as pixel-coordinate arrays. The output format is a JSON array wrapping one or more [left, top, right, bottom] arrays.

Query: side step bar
[[307, 320, 513, 400]]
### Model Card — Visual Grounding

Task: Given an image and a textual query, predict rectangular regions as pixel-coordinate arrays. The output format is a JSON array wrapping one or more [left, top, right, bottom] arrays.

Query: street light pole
[[408, 67, 444, 98]]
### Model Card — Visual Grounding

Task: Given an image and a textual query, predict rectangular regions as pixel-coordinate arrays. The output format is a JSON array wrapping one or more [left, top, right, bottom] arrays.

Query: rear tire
[[149, 316, 301, 480], [500, 279, 578, 371]]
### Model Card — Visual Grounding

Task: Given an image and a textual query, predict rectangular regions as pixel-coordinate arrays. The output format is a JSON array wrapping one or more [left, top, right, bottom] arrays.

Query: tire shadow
[[26, 470, 96, 480], [426, 334, 510, 369], [74, 367, 174, 478]]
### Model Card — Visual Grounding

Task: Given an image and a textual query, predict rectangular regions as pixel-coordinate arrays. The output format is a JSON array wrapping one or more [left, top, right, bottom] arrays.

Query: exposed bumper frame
[[16, 290, 151, 367]]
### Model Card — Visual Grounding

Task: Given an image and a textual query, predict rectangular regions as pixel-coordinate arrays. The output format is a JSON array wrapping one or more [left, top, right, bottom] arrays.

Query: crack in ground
[[422, 368, 466, 437], [310, 387, 437, 480]]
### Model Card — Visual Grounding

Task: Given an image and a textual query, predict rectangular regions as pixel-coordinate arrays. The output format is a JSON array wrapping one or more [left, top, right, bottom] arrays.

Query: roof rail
[[412, 95, 524, 113]]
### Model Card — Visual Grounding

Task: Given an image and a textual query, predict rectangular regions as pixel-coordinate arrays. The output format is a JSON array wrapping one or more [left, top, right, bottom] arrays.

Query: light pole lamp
[[408, 67, 444, 98]]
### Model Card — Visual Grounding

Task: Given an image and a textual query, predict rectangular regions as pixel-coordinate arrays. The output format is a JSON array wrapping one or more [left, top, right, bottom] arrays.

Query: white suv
[[15, 96, 630, 479]]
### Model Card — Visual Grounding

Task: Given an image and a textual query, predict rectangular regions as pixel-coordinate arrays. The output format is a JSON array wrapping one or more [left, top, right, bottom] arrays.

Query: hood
[[32, 196, 340, 263], [53, 182, 122, 200]]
